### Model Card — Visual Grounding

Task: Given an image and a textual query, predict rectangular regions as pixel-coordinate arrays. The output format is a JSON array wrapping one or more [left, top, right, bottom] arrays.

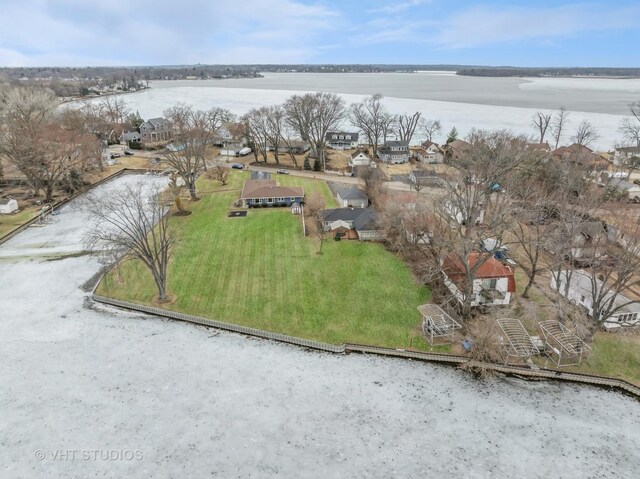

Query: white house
[[441, 253, 516, 307], [336, 188, 369, 208], [325, 131, 359, 149], [550, 269, 640, 330], [377, 141, 409, 164], [0, 198, 18, 214], [348, 149, 373, 167], [416, 141, 444, 163], [613, 146, 640, 167]]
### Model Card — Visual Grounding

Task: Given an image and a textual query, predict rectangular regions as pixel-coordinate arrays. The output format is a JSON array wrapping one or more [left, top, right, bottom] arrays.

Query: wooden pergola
[[418, 304, 462, 345], [538, 320, 590, 367], [496, 318, 539, 364]]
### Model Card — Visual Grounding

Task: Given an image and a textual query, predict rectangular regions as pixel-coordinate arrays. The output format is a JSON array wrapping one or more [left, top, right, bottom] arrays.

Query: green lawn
[[98, 172, 433, 349], [569, 332, 640, 385], [0, 208, 40, 240]]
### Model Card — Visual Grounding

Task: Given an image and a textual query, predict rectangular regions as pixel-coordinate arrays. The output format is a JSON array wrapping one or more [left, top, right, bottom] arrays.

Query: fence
[[0, 168, 150, 246], [91, 294, 640, 399]]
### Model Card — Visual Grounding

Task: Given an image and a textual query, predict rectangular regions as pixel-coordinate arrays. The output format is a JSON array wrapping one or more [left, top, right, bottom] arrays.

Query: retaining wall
[[91, 294, 640, 399]]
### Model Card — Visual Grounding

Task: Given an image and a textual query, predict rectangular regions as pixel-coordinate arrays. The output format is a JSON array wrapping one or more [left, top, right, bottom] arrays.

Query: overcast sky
[[1, 0, 639, 67]]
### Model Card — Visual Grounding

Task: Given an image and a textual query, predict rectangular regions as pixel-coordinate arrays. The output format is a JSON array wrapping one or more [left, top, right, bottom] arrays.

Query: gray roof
[[326, 131, 359, 141], [0, 198, 15, 205], [337, 188, 368, 201], [323, 207, 379, 231], [146, 117, 167, 127], [121, 131, 141, 140], [384, 140, 409, 148], [617, 146, 640, 154]]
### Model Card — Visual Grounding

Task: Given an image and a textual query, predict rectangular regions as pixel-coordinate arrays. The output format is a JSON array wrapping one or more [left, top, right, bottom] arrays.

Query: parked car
[[276, 169, 289, 175], [231, 163, 244, 169], [124, 150, 134, 156], [110, 153, 121, 159]]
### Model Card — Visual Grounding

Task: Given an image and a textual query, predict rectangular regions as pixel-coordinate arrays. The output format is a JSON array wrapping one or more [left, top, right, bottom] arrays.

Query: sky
[[0, 0, 639, 67]]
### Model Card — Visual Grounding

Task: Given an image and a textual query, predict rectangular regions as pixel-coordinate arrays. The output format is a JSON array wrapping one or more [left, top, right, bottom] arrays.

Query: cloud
[[0, 0, 342, 66], [434, 3, 640, 49], [367, 0, 430, 15]]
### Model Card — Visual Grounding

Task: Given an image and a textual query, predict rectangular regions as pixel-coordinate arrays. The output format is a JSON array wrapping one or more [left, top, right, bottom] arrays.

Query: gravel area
[[1, 174, 639, 478]]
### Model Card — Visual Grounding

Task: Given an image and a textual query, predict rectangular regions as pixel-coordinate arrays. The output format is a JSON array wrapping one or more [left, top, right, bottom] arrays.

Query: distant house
[[526, 142, 551, 152], [416, 141, 444, 163], [607, 178, 640, 201], [443, 139, 472, 160], [139, 118, 172, 143], [550, 270, 640, 330], [613, 146, 640, 167], [322, 207, 383, 241], [441, 253, 516, 307], [119, 131, 141, 146], [217, 122, 247, 149], [240, 179, 304, 208], [0, 198, 18, 214], [549, 221, 607, 264], [409, 170, 445, 188], [336, 188, 369, 208], [378, 140, 409, 164], [348, 149, 373, 167], [552, 144, 610, 171], [325, 131, 359, 150]]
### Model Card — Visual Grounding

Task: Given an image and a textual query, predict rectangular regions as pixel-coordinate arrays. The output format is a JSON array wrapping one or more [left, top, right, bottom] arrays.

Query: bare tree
[[168, 172, 190, 216], [242, 107, 270, 163], [396, 111, 422, 144], [422, 119, 442, 142], [205, 106, 235, 133], [571, 120, 599, 147], [84, 182, 176, 302], [381, 111, 397, 144], [532, 111, 552, 144], [99, 96, 131, 124], [265, 105, 285, 164], [305, 191, 327, 254], [349, 94, 388, 159], [206, 165, 230, 186], [280, 122, 301, 168], [551, 106, 569, 149], [162, 105, 212, 200], [619, 102, 640, 147], [357, 166, 385, 206], [284, 92, 345, 171]]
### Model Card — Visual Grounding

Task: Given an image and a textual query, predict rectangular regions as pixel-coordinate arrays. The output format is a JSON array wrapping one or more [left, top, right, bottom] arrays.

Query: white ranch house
[[550, 270, 640, 330]]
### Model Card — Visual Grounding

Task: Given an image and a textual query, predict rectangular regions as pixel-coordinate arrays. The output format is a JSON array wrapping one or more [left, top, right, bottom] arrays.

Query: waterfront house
[[140, 118, 172, 143], [378, 140, 409, 164], [441, 253, 516, 307], [240, 179, 304, 208], [416, 141, 444, 163], [326, 131, 359, 150]]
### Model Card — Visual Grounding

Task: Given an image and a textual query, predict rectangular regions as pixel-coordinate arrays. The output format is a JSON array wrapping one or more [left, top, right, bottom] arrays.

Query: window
[[277, 197, 284, 202], [482, 278, 497, 289], [266, 198, 273, 203]]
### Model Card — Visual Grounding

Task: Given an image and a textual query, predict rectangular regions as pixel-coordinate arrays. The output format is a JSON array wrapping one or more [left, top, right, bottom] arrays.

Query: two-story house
[[416, 141, 444, 163], [139, 118, 172, 143], [325, 131, 359, 149], [378, 140, 409, 164], [442, 253, 516, 307]]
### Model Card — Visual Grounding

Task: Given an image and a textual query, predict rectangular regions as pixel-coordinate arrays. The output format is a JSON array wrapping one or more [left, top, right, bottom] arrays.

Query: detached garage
[[0, 198, 18, 214]]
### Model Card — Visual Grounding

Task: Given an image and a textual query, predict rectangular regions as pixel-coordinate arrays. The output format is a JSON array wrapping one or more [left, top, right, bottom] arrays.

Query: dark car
[[110, 153, 121, 159], [124, 150, 134, 156], [231, 163, 244, 169], [276, 169, 289, 175]]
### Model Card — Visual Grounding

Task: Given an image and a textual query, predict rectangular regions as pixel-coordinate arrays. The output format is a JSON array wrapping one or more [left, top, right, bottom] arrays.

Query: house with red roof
[[441, 253, 516, 307]]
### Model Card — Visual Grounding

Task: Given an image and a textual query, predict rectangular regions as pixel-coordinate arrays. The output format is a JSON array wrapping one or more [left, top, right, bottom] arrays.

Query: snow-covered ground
[[1, 174, 639, 478]]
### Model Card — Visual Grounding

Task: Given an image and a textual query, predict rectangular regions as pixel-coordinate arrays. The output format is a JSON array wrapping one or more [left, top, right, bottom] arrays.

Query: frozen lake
[[1, 174, 639, 478], [101, 72, 640, 150]]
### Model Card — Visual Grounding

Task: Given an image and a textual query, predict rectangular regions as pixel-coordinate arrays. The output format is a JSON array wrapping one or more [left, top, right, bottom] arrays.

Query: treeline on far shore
[[457, 67, 640, 78]]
